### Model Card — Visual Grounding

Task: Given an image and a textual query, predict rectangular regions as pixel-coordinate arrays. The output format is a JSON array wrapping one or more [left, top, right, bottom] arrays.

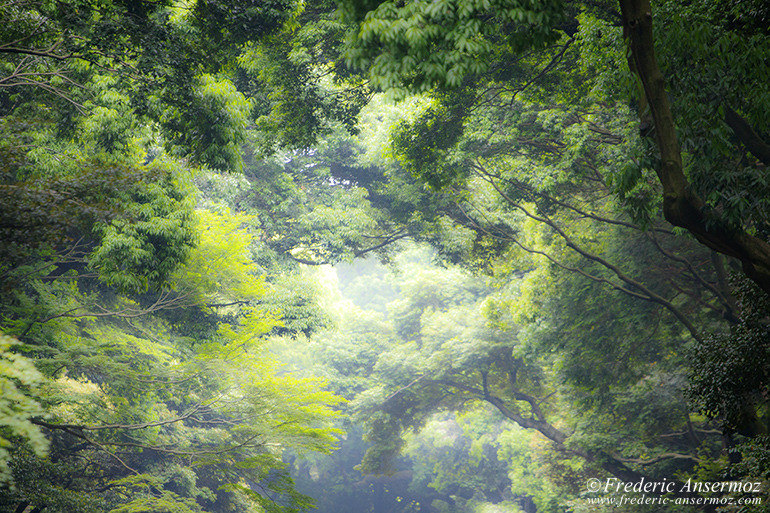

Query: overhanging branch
[[619, 0, 770, 296]]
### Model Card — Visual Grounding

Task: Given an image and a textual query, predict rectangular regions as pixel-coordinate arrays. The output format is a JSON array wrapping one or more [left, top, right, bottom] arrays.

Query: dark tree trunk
[[618, 0, 770, 298]]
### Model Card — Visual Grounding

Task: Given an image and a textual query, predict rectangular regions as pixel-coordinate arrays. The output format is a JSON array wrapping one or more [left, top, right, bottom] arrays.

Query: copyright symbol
[[587, 478, 602, 492]]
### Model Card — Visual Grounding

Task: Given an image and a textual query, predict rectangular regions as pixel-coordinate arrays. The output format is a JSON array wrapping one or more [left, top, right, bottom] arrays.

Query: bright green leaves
[[0, 156, 347, 513], [175, 209, 267, 308], [198, 312, 345, 443], [260, 273, 332, 337], [0, 334, 48, 485], [109, 473, 204, 513], [170, 310, 344, 511], [496, 424, 565, 512], [227, 128, 418, 267], [340, 0, 567, 91], [213, 306, 281, 351], [1, 234, 343, 513]]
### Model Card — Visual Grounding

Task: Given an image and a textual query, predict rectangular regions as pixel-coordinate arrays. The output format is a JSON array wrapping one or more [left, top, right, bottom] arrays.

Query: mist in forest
[[282, 253, 542, 513], [1, 1, 769, 513]]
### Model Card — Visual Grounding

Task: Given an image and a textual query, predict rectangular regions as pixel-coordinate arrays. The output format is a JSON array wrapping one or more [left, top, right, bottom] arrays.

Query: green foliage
[[174, 208, 267, 307], [189, 0, 303, 50], [0, 1, 365, 512], [227, 129, 422, 266], [728, 435, 770, 512], [0, 334, 48, 485], [390, 92, 471, 189], [0, 448, 110, 513], [649, 1, 770, 232], [572, 12, 635, 103], [0, 172, 345, 513], [689, 275, 770, 436], [405, 411, 514, 504], [339, 0, 567, 91], [88, 160, 196, 294], [259, 272, 332, 337], [108, 474, 204, 513], [0, 120, 196, 294], [4, 1, 770, 511], [162, 75, 252, 172]]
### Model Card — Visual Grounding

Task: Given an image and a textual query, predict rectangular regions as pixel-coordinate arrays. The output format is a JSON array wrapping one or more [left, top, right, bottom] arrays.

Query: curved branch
[[475, 169, 704, 342], [645, 232, 738, 322], [0, 46, 72, 60], [433, 379, 671, 489], [619, 0, 770, 296], [30, 421, 138, 475], [450, 190, 678, 302], [288, 230, 411, 265]]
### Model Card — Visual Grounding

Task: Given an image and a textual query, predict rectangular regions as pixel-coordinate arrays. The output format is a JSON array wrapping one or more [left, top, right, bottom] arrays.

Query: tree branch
[[645, 232, 738, 322], [724, 105, 770, 166], [475, 168, 705, 342], [32, 402, 205, 432], [619, 0, 770, 296]]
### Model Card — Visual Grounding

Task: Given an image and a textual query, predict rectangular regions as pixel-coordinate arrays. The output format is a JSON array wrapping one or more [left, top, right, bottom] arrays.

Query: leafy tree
[[0, 203, 344, 513], [0, 1, 362, 500], [319, 3, 770, 507], [0, 333, 47, 485], [272, 243, 728, 511], [337, 0, 770, 296]]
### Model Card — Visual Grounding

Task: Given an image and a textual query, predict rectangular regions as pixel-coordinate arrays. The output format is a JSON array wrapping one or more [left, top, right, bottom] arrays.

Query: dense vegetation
[[1, 0, 769, 512]]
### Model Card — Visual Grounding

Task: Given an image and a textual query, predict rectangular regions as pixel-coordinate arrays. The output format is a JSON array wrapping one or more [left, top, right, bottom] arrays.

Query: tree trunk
[[618, 0, 770, 296]]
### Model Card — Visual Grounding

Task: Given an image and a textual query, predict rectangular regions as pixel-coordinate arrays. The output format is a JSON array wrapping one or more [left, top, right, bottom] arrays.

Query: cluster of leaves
[[0, 201, 346, 512], [0, 334, 47, 485], [339, 0, 568, 91], [689, 275, 770, 437], [272, 0, 770, 508], [0, 1, 373, 512]]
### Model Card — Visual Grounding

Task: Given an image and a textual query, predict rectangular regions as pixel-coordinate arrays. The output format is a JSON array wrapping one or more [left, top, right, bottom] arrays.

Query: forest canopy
[[1, 0, 769, 512]]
